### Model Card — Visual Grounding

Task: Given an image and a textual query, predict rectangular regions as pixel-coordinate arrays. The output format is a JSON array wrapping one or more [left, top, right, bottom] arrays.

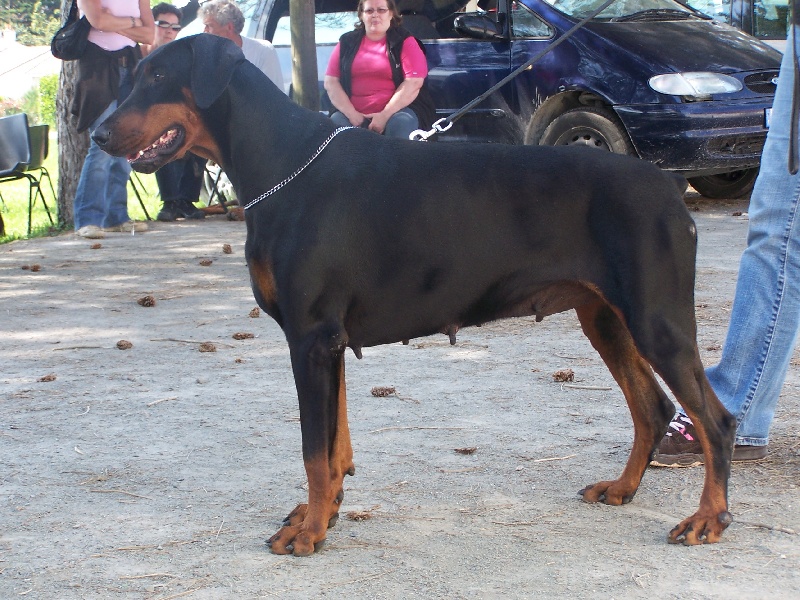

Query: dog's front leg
[[268, 329, 355, 556]]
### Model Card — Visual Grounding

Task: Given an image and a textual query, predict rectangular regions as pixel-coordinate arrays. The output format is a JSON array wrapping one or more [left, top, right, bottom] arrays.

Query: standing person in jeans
[[72, 0, 154, 239], [652, 30, 800, 467], [142, 2, 206, 222]]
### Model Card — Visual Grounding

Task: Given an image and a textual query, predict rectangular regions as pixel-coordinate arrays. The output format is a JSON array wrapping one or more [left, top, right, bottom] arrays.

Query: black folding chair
[[0, 114, 55, 234]]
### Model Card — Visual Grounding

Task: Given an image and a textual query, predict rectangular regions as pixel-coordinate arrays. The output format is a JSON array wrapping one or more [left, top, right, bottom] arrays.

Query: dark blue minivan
[[248, 0, 782, 198]]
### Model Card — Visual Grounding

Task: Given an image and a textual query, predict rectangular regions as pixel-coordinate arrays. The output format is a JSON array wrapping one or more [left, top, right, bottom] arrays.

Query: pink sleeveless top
[[86, 0, 138, 51]]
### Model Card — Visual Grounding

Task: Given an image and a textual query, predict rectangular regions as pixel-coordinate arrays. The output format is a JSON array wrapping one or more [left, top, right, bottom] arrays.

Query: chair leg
[[38, 167, 56, 226], [128, 174, 152, 221], [25, 170, 55, 234], [27, 179, 35, 235], [205, 164, 228, 213], [34, 185, 54, 227]]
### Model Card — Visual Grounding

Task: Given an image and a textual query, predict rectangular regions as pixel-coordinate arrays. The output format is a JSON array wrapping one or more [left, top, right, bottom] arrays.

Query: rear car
[[249, 0, 782, 198]]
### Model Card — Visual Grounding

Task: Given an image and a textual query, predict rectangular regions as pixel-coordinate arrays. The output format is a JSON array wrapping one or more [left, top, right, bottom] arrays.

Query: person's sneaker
[[650, 414, 768, 467], [76, 225, 104, 239], [157, 200, 205, 222], [104, 220, 149, 233]]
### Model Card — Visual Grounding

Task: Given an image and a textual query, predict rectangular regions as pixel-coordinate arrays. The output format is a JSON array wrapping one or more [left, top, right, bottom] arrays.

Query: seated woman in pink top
[[324, 0, 435, 139]]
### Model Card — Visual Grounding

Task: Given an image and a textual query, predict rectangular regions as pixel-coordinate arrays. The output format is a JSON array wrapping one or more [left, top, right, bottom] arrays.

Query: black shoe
[[157, 201, 180, 222], [179, 199, 206, 220], [157, 200, 205, 222]]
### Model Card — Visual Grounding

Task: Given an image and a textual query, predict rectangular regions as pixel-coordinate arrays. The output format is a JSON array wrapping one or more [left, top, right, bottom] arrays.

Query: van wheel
[[687, 168, 758, 199], [539, 107, 634, 155]]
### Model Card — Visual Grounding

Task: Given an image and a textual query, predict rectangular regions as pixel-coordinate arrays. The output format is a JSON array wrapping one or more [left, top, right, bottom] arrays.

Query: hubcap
[[557, 128, 610, 150]]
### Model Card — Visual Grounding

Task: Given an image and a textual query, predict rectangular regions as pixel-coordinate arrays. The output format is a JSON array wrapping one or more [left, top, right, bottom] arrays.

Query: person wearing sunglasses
[[142, 3, 207, 222], [142, 2, 183, 57], [324, 0, 435, 138]]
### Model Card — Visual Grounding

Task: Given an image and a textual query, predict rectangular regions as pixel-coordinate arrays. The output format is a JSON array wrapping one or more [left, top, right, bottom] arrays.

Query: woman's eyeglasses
[[361, 7, 389, 14], [156, 20, 182, 31]]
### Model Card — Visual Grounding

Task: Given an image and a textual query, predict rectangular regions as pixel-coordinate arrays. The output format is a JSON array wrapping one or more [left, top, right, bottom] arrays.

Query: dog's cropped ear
[[188, 33, 248, 109]]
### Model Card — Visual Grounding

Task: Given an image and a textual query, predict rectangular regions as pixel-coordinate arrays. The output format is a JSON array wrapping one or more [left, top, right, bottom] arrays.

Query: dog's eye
[[152, 70, 166, 83]]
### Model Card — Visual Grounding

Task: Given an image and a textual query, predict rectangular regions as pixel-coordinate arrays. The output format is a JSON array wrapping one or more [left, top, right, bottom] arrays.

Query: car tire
[[539, 107, 634, 155], [687, 168, 758, 199]]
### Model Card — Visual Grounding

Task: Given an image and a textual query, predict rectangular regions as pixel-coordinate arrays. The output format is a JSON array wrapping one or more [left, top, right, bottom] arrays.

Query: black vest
[[337, 26, 436, 131]]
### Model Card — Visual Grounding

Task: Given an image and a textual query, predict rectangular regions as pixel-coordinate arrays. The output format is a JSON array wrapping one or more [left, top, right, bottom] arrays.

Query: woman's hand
[[324, 75, 367, 127], [120, 0, 154, 44], [78, 0, 154, 44], [365, 112, 389, 134], [366, 77, 424, 134]]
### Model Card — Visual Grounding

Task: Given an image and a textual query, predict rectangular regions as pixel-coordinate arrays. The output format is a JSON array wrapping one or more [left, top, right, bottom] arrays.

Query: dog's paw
[[268, 502, 342, 556], [267, 525, 320, 556], [668, 511, 732, 545], [578, 481, 636, 506]]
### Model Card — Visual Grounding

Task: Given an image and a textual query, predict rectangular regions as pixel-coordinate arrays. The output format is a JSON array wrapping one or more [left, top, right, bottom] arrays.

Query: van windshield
[[541, 0, 697, 20], [272, 12, 358, 46]]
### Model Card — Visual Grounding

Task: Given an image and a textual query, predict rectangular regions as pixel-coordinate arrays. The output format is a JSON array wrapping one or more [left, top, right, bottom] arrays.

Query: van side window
[[752, 0, 789, 40], [510, 1, 553, 38]]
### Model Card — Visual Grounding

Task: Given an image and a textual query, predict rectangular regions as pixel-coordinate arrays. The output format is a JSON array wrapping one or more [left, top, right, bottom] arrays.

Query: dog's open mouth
[[127, 126, 185, 167]]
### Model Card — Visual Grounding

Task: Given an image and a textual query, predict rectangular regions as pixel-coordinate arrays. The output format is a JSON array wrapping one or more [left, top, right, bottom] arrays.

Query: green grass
[[0, 134, 162, 243]]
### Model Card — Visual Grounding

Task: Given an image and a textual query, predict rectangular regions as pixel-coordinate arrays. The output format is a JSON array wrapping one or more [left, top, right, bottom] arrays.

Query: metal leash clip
[[409, 117, 454, 141]]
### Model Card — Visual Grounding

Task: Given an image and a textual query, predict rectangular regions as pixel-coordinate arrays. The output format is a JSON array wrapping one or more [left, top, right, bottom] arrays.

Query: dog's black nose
[[92, 125, 110, 148]]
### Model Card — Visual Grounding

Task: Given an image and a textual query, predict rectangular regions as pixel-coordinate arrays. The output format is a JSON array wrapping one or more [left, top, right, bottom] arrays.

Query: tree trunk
[[54, 3, 89, 230], [289, 0, 320, 111]]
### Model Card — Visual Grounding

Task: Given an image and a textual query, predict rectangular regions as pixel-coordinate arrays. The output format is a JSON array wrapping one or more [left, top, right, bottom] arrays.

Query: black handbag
[[51, 0, 91, 60]]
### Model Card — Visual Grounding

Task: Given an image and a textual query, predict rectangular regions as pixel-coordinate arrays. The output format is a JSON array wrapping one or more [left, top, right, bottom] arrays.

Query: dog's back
[[250, 138, 696, 349]]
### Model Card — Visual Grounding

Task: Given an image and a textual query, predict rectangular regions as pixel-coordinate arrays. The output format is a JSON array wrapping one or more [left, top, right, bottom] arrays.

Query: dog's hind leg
[[267, 326, 355, 556], [574, 298, 675, 505], [648, 344, 735, 544]]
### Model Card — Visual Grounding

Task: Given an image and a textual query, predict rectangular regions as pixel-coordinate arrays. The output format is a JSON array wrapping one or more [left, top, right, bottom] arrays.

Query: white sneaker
[[76, 225, 105, 239], [104, 220, 149, 233]]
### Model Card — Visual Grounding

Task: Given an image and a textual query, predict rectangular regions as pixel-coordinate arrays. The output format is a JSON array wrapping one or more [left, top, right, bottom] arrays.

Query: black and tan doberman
[[93, 34, 736, 555]]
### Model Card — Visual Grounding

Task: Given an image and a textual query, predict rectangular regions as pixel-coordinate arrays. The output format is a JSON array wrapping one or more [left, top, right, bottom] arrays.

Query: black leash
[[410, 0, 617, 141]]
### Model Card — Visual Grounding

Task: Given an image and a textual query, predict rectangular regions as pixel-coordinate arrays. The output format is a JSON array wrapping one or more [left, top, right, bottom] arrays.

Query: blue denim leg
[[74, 66, 133, 230], [329, 111, 354, 128], [73, 100, 131, 229], [103, 138, 133, 228], [383, 107, 419, 139], [704, 34, 800, 446]]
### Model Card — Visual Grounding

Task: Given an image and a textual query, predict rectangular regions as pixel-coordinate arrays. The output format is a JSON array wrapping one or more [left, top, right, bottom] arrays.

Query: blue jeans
[[73, 66, 133, 230], [330, 107, 420, 139], [703, 33, 800, 446]]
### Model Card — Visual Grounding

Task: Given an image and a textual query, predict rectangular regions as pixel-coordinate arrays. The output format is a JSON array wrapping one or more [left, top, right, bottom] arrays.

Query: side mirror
[[453, 13, 505, 40]]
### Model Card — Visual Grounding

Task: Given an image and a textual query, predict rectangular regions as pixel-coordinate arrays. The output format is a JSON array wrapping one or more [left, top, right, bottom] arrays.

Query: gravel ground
[[1, 195, 798, 599]]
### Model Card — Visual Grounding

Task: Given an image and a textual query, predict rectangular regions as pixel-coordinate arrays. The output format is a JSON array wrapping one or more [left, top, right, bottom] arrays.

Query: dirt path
[[1, 196, 798, 599]]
